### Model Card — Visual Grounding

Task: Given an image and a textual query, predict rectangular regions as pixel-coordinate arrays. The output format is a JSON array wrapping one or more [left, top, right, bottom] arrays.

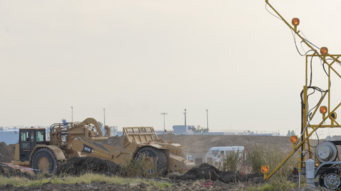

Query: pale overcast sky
[[1, 0, 341, 136]]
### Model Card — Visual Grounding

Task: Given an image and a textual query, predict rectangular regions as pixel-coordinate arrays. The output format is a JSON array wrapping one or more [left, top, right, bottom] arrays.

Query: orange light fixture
[[320, 47, 328, 55], [261, 165, 269, 174], [292, 18, 300, 26], [320, 106, 327, 114], [290, 135, 298, 144]]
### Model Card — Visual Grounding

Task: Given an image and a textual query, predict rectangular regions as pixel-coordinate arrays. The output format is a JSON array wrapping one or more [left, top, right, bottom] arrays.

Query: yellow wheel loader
[[12, 118, 195, 174]]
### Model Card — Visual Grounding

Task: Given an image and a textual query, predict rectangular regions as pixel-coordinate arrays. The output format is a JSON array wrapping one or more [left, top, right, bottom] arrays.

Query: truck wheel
[[134, 147, 168, 175], [319, 169, 341, 189], [32, 148, 57, 174]]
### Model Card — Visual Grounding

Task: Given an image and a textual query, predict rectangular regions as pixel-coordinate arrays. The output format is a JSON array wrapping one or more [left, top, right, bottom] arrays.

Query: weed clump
[[119, 154, 164, 178], [245, 143, 296, 177], [216, 150, 241, 172]]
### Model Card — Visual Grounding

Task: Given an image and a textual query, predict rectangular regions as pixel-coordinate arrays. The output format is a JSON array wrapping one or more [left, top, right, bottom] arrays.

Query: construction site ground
[[103, 134, 320, 155], [0, 135, 321, 191]]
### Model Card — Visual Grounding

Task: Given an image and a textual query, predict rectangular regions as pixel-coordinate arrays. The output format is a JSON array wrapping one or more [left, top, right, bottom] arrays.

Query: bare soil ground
[[0, 135, 322, 191], [0, 155, 328, 191], [0, 164, 34, 180], [0, 135, 319, 163], [0, 142, 16, 162], [102, 134, 319, 156], [0, 161, 266, 191], [0, 180, 261, 191], [0, 176, 331, 191]]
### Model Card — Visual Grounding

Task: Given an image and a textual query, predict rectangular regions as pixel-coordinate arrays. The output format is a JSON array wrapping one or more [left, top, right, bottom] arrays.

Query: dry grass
[[244, 176, 305, 191], [245, 143, 297, 176], [0, 174, 172, 190], [119, 154, 165, 178], [216, 150, 241, 172], [206, 143, 305, 191], [242, 143, 305, 191], [0, 155, 170, 189]]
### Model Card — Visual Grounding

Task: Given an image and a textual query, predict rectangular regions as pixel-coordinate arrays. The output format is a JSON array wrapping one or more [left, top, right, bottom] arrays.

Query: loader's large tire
[[134, 147, 168, 175], [32, 148, 57, 175]]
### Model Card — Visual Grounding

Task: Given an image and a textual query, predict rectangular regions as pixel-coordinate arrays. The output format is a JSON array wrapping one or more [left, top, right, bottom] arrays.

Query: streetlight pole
[[71, 106, 73, 123], [184, 109, 187, 128], [206, 109, 208, 130], [161, 113, 167, 131]]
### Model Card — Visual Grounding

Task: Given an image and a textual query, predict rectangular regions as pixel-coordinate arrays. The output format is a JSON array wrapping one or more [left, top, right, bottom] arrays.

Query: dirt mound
[[172, 163, 222, 181], [56, 156, 120, 176], [101, 135, 123, 148], [0, 142, 16, 162], [0, 163, 34, 179], [219, 171, 263, 184], [171, 163, 263, 184]]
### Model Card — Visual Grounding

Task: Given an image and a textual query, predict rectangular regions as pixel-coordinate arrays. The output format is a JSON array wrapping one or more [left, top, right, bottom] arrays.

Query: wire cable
[[265, 4, 281, 20], [265, 2, 326, 152], [291, 30, 313, 56]]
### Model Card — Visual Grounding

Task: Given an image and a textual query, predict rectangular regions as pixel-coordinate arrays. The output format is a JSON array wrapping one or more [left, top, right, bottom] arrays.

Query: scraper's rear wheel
[[134, 147, 167, 175]]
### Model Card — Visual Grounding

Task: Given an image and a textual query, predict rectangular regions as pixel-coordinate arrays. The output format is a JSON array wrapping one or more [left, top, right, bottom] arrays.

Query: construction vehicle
[[12, 118, 195, 174], [262, 0, 341, 189]]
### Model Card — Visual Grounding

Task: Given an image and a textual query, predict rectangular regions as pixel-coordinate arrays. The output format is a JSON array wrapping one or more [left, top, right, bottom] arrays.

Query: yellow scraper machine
[[12, 117, 194, 175], [263, 0, 341, 189]]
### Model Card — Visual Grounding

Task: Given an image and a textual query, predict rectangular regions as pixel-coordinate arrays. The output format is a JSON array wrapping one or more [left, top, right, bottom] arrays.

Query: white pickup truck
[[192, 146, 245, 165]]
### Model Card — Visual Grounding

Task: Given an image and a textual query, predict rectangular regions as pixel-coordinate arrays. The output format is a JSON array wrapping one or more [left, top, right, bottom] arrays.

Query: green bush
[[245, 143, 296, 177], [217, 150, 241, 172], [244, 144, 306, 191]]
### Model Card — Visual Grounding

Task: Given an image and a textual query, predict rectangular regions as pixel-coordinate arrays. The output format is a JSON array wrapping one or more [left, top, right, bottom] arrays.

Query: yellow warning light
[[320, 106, 327, 114], [290, 135, 298, 144], [320, 47, 328, 55], [261, 165, 269, 174], [292, 18, 300, 26]]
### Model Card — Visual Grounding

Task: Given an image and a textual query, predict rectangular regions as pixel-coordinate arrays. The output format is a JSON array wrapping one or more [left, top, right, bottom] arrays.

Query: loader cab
[[19, 128, 46, 161]]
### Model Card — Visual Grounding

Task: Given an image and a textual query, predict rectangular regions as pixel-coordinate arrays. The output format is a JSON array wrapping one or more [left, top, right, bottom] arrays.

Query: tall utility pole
[[161, 113, 167, 131], [184, 109, 187, 127], [103, 108, 106, 127], [71, 106, 73, 123], [206, 109, 208, 129]]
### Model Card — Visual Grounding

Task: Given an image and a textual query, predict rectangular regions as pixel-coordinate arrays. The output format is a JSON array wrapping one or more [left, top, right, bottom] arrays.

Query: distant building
[[172, 125, 195, 134]]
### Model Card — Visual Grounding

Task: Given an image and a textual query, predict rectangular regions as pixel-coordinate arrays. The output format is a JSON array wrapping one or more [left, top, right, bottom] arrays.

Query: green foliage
[[193, 125, 209, 133], [243, 144, 305, 191], [216, 150, 241, 172], [245, 143, 296, 177]]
